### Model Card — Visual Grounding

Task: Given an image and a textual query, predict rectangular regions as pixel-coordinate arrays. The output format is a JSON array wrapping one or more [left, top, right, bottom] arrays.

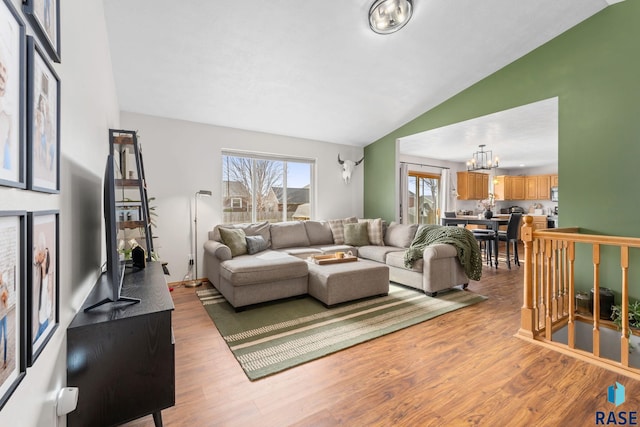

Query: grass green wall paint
[[364, 1, 640, 296]]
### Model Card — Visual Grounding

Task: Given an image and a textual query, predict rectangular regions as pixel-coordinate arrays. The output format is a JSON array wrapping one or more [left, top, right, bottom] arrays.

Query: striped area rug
[[196, 284, 487, 381]]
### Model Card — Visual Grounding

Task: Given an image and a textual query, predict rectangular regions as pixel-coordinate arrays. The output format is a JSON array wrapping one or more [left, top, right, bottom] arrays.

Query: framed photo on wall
[[22, 0, 60, 63], [0, 211, 27, 411], [27, 210, 58, 366], [27, 36, 60, 193], [0, 0, 26, 189]]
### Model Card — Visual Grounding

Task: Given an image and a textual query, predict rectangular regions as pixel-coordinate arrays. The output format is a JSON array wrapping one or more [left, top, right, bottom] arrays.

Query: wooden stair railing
[[517, 215, 640, 379]]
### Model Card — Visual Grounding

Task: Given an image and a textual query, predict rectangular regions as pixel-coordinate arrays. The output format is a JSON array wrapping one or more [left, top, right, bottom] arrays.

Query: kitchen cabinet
[[526, 175, 552, 200], [457, 171, 489, 200], [525, 176, 537, 200], [495, 175, 526, 200], [493, 176, 507, 200], [536, 175, 551, 200], [551, 174, 559, 187], [511, 176, 525, 200], [531, 215, 548, 232]]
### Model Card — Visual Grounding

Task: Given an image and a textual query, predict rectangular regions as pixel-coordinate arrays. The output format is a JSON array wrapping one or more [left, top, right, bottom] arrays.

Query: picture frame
[[0, 211, 27, 411], [26, 210, 58, 366], [22, 0, 60, 63], [0, 0, 26, 189], [26, 36, 60, 193]]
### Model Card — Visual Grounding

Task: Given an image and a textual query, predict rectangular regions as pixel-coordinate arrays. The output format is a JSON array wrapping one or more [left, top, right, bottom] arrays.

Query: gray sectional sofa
[[203, 218, 470, 309]]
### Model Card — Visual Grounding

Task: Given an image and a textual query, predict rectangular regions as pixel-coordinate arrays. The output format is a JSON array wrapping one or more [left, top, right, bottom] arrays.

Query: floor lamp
[[186, 190, 212, 287]]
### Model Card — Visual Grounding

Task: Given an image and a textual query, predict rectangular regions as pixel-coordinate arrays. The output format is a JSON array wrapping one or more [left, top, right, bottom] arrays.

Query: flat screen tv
[[84, 154, 139, 312]]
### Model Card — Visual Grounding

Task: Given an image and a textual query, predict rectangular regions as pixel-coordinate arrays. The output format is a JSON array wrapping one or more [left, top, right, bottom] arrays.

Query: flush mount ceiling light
[[467, 144, 500, 171], [369, 0, 414, 35]]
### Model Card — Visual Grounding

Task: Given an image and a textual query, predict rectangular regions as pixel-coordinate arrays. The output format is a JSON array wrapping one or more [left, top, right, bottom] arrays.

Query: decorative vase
[[484, 209, 493, 219]]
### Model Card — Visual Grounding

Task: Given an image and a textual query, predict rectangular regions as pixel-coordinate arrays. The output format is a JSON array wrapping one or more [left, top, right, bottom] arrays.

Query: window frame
[[221, 150, 315, 224]]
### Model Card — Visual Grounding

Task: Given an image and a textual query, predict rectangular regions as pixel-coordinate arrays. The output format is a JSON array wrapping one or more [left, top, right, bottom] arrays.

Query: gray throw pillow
[[245, 235, 268, 255], [218, 227, 248, 257], [343, 222, 370, 247], [384, 222, 419, 248]]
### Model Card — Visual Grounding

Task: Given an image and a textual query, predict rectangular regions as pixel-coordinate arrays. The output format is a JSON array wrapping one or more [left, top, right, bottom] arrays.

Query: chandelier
[[369, 0, 413, 35], [467, 144, 499, 171]]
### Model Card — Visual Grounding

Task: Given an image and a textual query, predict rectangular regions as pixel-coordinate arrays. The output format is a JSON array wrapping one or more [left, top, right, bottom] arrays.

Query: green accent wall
[[364, 1, 640, 296]]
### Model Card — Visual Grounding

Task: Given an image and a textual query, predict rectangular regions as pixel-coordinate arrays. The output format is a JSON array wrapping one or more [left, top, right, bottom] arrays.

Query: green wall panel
[[364, 1, 640, 298]]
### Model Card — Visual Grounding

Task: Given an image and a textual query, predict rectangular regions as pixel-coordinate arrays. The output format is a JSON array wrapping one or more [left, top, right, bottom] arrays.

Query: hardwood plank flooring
[[123, 258, 640, 426]]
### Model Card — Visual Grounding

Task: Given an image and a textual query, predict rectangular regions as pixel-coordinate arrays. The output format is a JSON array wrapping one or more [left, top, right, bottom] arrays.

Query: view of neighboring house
[[222, 181, 310, 222]]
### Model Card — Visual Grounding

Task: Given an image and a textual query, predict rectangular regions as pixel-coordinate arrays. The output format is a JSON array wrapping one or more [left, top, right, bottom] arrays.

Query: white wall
[[120, 112, 364, 283], [0, 0, 119, 425]]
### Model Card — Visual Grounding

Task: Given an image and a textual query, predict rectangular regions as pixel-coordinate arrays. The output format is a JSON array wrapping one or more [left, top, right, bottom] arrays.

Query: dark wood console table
[[67, 262, 175, 426]]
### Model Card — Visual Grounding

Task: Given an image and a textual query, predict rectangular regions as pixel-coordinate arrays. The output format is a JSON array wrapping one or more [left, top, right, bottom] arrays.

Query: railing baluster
[[621, 246, 629, 366], [551, 240, 558, 322], [568, 241, 576, 349], [545, 239, 553, 340], [593, 244, 601, 358]]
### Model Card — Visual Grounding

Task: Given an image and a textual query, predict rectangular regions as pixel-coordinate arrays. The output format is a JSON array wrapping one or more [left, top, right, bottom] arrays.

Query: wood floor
[[123, 257, 640, 426]]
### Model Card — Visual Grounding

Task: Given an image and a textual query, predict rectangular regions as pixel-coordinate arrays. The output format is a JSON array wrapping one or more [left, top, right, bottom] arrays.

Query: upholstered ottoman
[[307, 259, 389, 307]]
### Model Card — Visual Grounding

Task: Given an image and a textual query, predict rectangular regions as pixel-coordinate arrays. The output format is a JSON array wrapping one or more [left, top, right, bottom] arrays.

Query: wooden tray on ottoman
[[309, 254, 358, 265]]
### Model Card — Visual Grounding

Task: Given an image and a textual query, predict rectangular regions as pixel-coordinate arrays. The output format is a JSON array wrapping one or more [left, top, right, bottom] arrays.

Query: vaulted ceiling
[[103, 0, 614, 148]]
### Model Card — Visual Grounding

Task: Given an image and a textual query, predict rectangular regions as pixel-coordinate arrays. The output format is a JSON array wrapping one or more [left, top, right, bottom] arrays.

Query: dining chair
[[498, 213, 522, 269], [472, 229, 496, 267]]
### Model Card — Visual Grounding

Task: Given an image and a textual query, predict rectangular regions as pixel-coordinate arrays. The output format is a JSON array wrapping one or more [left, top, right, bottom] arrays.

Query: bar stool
[[472, 229, 496, 267], [497, 213, 522, 269]]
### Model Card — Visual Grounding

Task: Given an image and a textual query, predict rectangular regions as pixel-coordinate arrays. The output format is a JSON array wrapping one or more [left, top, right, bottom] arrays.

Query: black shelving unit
[[109, 129, 154, 260]]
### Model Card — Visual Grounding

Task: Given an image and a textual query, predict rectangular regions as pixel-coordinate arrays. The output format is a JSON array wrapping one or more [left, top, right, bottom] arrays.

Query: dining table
[[440, 215, 510, 268]]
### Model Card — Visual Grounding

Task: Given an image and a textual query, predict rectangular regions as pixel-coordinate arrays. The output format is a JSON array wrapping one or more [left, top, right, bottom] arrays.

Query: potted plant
[[611, 300, 640, 331], [479, 193, 495, 219], [611, 300, 640, 352]]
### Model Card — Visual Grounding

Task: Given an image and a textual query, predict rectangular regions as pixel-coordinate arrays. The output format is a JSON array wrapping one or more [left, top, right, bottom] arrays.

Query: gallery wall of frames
[[0, 0, 62, 410]]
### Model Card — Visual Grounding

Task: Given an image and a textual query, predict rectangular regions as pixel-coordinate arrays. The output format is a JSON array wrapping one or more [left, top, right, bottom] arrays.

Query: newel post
[[519, 215, 535, 338]]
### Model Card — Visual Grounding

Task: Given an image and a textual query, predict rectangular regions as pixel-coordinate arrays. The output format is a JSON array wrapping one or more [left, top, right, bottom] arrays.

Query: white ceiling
[[399, 97, 558, 169], [102, 0, 611, 147]]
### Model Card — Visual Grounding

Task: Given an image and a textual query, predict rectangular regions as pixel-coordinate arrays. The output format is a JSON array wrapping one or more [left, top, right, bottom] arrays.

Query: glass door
[[407, 172, 440, 225]]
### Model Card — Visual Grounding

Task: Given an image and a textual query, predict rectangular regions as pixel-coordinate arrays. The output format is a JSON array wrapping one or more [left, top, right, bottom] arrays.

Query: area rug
[[196, 284, 487, 380]]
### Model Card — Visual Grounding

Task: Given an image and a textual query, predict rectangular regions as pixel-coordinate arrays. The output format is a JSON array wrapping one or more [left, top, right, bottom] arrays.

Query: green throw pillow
[[219, 227, 248, 257], [343, 222, 370, 247]]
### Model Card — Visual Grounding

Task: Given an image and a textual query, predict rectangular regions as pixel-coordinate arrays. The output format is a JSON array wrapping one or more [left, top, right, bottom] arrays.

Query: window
[[222, 152, 314, 224], [407, 172, 440, 225], [230, 198, 243, 209]]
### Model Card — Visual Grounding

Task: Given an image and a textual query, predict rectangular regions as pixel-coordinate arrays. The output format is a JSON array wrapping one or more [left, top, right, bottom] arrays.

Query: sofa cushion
[[384, 222, 418, 248], [245, 235, 269, 255], [358, 245, 404, 264], [358, 218, 384, 246], [219, 252, 308, 286], [279, 247, 323, 258], [344, 222, 370, 246], [304, 220, 334, 245], [212, 221, 271, 247], [328, 217, 357, 245], [219, 228, 248, 257], [386, 250, 424, 273], [270, 221, 311, 249]]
